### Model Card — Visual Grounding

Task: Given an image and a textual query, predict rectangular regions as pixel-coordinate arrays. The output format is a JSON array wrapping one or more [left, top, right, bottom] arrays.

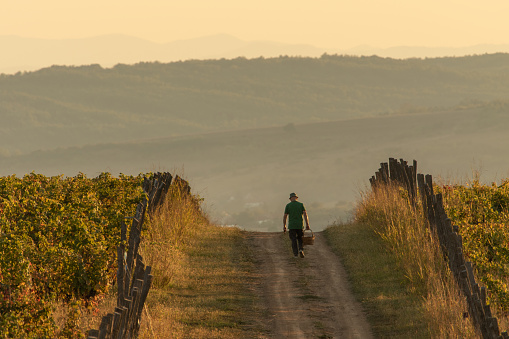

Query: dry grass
[[325, 222, 429, 337], [78, 180, 265, 338], [140, 182, 205, 289], [137, 223, 264, 339], [137, 182, 265, 338], [77, 294, 117, 335], [353, 183, 478, 338]]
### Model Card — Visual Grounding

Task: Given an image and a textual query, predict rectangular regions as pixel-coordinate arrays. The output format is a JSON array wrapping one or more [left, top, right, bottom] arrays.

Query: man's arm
[[283, 213, 288, 232], [303, 210, 310, 230]]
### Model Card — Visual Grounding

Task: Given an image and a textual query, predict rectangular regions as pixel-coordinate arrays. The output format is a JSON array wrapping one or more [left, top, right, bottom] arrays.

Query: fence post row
[[370, 158, 509, 339], [87, 172, 175, 339]]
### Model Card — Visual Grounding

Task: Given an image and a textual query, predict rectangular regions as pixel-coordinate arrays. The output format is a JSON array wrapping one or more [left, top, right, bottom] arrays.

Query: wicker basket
[[302, 230, 315, 246]]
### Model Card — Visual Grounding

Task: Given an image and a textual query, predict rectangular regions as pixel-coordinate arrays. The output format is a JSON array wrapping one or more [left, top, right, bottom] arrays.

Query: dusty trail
[[250, 231, 373, 339]]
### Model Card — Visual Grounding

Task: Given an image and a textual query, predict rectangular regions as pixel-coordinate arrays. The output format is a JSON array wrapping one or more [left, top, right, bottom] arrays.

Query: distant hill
[[0, 34, 328, 74], [348, 44, 509, 59], [3, 34, 509, 74], [2, 53, 509, 156]]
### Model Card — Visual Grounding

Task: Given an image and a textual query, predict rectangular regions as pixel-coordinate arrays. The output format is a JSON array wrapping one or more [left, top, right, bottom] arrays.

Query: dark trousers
[[288, 229, 304, 256]]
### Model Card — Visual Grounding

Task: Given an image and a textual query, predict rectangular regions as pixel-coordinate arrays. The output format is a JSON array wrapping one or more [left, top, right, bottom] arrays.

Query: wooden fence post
[[369, 159, 505, 338], [88, 173, 181, 338]]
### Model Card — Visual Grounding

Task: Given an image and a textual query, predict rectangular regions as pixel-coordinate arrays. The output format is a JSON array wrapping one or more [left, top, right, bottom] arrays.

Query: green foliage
[[436, 180, 509, 314], [0, 172, 145, 337], [60, 301, 84, 339], [0, 232, 57, 338], [0, 286, 56, 338]]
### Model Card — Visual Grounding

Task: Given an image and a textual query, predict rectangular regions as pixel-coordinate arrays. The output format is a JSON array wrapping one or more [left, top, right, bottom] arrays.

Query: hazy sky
[[2, 0, 509, 48]]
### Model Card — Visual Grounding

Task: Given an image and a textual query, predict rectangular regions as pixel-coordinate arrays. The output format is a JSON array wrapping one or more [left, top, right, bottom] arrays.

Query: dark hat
[[289, 192, 298, 199]]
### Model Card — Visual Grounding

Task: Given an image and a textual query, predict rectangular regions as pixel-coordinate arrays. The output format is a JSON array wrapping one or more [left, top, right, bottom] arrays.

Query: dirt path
[[250, 231, 373, 339]]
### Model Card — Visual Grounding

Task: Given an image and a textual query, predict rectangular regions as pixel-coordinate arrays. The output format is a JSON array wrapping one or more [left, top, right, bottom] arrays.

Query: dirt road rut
[[250, 231, 373, 339]]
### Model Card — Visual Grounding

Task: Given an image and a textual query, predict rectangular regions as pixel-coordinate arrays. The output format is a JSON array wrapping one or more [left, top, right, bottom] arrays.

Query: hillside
[[3, 105, 509, 231], [2, 54, 509, 155]]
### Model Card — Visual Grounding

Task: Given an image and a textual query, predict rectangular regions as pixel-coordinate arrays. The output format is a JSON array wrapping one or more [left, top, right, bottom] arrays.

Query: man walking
[[283, 192, 310, 258]]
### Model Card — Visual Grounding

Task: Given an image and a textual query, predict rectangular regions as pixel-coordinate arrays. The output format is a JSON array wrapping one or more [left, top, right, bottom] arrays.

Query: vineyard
[[437, 179, 509, 316], [0, 172, 147, 338], [366, 159, 509, 337]]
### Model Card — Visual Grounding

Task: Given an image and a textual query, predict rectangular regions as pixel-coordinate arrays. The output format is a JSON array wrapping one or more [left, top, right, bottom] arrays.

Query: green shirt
[[284, 201, 306, 229]]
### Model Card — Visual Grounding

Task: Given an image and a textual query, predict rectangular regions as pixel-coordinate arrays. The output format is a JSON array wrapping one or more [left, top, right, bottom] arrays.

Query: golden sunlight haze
[[1, 0, 509, 48]]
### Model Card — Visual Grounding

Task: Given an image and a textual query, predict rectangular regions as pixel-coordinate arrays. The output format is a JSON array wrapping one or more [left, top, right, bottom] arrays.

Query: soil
[[250, 231, 373, 339]]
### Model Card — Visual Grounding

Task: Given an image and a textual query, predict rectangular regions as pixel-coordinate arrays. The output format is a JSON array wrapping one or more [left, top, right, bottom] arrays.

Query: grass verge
[[324, 222, 429, 338], [137, 224, 265, 339], [324, 183, 479, 338], [139, 181, 265, 338]]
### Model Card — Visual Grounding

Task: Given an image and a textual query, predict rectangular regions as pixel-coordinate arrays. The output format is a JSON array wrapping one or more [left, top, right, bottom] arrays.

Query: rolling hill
[[2, 53, 509, 156]]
